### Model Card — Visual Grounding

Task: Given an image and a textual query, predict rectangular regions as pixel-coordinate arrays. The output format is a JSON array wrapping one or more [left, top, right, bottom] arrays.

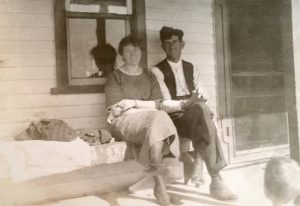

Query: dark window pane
[[233, 96, 286, 117], [234, 112, 288, 151], [232, 74, 285, 96]]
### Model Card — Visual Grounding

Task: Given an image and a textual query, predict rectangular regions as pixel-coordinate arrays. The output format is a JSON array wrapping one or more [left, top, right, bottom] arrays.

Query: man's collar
[[167, 58, 182, 67]]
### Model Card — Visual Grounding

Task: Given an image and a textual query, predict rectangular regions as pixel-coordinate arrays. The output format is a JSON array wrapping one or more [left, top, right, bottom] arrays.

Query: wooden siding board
[[147, 65, 216, 76], [0, 104, 107, 124], [147, 31, 214, 44], [0, 122, 30, 138], [146, 0, 212, 11], [295, 54, 300, 69], [0, 28, 54, 41], [181, 54, 215, 66], [294, 37, 300, 53], [146, 8, 213, 24], [0, 0, 52, 14], [183, 33, 214, 44], [146, 20, 214, 34], [293, 27, 300, 34], [147, 54, 215, 67], [0, 94, 106, 110], [0, 40, 55, 53], [0, 13, 53, 28], [293, 17, 300, 28], [197, 65, 216, 75], [0, 80, 55, 95], [196, 75, 216, 87], [0, 53, 55, 67], [0, 68, 55, 81], [147, 42, 215, 55]]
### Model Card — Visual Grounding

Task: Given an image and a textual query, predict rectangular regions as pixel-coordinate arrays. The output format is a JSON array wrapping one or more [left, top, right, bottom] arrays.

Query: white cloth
[[0, 138, 92, 182], [151, 59, 209, 100]]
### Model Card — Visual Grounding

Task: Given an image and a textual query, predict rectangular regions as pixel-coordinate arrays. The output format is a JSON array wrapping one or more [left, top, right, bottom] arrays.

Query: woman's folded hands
[[107, 100, 136, 118], [117, 99, 137, 110]]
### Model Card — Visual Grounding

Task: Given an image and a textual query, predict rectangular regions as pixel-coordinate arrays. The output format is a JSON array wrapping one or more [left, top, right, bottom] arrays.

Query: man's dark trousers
[[171, 101, 227, 175]]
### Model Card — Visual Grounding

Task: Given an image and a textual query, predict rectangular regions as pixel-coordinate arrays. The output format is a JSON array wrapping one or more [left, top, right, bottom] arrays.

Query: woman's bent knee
[[153, 110, 171, 120]]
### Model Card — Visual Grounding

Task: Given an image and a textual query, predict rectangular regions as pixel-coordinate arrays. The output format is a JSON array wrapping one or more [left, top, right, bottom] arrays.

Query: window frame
[[51, 0, 147, 94]]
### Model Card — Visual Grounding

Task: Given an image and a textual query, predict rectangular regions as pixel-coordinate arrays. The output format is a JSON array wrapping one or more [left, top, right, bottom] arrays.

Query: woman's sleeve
[[149, 70, 163, 100], [105, 71, 125, 108]]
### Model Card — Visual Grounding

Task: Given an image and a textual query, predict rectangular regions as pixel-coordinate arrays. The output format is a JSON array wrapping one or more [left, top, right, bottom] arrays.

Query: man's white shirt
[[151, 59, 209, 100]]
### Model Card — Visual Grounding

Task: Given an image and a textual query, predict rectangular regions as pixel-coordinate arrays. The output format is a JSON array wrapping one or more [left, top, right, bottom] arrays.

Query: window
[[51, 0, 147, 94]]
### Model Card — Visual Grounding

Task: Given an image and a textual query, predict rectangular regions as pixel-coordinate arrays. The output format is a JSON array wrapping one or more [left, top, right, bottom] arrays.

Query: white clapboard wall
[[0, 0, 217, 140], [292, 0, 300, 139]]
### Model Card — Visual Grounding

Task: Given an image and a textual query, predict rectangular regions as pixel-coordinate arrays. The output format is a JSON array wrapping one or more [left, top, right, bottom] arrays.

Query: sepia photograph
[[0, 0, 300, 205]]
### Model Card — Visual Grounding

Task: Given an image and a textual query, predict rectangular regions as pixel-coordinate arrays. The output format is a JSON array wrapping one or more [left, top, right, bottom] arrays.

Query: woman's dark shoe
[[209, 176, 238, 201]]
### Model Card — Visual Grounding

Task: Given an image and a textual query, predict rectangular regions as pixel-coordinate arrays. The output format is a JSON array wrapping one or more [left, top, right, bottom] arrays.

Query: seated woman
[[264, 157, 300, 206], [105, 36, 199, 206]]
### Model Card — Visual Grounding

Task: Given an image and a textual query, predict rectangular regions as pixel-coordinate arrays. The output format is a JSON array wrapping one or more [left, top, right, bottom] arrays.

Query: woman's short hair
[[118, 36, 142, 55], [264, 157, 300, 204]]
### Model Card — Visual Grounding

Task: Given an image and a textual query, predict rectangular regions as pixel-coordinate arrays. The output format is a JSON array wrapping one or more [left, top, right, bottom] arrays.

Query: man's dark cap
[[160, 26, 184, 41]]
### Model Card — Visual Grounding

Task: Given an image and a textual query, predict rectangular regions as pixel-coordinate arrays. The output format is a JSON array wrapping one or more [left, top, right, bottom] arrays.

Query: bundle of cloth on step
[[76, 128, 113, 146], [15, 119, 77, 142]]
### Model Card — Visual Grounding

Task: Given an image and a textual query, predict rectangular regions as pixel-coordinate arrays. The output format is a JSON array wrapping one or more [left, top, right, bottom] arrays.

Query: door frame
[[213, 0, 299, 163]]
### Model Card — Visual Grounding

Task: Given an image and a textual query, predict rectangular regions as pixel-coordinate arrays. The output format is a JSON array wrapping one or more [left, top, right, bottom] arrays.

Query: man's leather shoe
[[210, 176, 238, 201]]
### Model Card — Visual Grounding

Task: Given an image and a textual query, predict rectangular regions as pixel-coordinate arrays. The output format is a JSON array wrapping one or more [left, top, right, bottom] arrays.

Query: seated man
[[151, 26, 237, 201]]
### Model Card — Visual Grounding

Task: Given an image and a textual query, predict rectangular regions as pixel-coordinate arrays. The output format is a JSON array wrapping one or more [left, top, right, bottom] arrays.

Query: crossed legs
[[174, 102, 237, 201]]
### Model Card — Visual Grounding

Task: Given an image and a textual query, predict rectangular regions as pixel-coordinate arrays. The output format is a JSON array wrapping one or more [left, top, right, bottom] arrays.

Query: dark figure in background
[[90, 43, 117, 78], [151, 26, 238, 201]]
